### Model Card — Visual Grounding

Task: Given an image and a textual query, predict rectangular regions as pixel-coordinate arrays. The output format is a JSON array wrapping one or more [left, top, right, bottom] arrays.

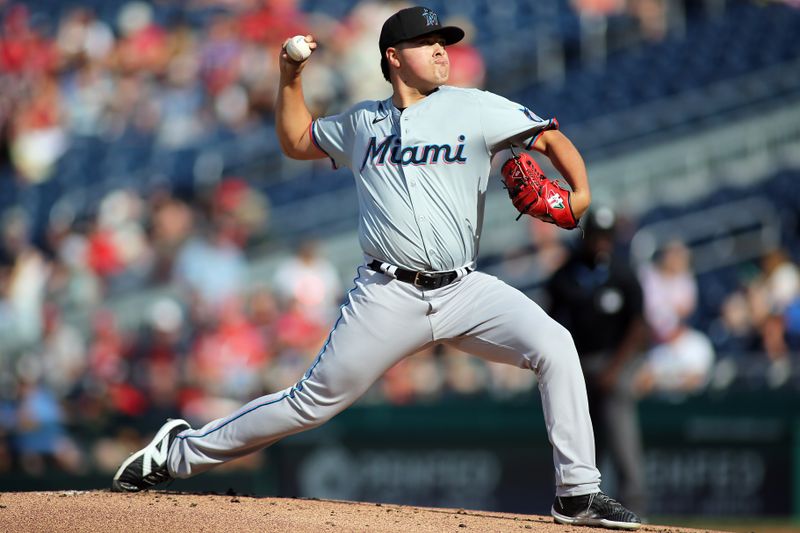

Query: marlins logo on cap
[[421, 8, 439, 26], [379, 6, 465, 55]]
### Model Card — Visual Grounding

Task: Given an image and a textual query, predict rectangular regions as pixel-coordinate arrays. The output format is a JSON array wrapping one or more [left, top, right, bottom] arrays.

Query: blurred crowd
[[708, 248, 800, 386], [0, 0, 486, 184], [0, 0, 487, 476], [3, 198, 799, 478], [0, 221, 542, 476], [0, 0, 799, 482]]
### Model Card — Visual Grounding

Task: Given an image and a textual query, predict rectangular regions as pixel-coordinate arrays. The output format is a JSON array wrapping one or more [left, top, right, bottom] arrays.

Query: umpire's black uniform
[[546, 208, 649, 517]]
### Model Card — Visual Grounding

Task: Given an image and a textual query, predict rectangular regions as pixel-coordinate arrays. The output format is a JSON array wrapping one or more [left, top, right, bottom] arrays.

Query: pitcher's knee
[[534, 321, 581, 372], [288, 387, 348, 429]]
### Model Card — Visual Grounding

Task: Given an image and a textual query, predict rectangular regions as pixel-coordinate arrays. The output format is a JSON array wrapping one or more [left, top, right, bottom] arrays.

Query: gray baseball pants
[[167, 265, 601, 496]]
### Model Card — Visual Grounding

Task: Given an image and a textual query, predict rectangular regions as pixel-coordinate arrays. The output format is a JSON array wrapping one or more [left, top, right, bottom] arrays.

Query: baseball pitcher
[[112, 6, 641, 529]]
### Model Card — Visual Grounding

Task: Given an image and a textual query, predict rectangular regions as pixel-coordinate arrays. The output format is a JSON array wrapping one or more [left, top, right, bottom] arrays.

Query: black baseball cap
[[379, 6, 465, 55], [584, 206, 617, 237]]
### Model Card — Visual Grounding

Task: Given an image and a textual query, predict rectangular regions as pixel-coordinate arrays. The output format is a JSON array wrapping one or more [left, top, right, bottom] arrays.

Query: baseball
[[285, 35, 311, 62]]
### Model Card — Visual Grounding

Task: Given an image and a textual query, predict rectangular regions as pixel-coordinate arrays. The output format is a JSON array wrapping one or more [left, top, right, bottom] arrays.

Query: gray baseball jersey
[[311, 86, 558, 271], [168, 86, 601, 499]]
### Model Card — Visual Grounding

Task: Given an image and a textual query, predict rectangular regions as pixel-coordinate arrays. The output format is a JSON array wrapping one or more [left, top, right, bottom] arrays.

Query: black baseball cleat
[[111, 419, 190, 492], [551, 491, 641, 530]]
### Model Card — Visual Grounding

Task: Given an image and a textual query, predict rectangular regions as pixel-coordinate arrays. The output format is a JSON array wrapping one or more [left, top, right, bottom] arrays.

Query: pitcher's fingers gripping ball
[[501, 151, 579, 229]]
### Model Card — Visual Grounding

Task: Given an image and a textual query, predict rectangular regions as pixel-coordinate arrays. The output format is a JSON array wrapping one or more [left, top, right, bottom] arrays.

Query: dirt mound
[[0, 490, 719, 532]]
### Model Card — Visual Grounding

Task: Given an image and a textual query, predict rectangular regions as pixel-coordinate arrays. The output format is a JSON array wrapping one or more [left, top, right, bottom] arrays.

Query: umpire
[[545, 207, 650, 517]]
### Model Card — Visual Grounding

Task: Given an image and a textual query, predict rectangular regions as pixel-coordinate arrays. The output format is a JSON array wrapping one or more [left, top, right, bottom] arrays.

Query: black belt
[[368, 260, 472, 290]]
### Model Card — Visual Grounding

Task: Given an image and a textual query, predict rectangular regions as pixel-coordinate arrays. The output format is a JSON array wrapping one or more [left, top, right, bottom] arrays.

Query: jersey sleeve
[[310, 111, 355, 169], [477, 90, 559, 154]]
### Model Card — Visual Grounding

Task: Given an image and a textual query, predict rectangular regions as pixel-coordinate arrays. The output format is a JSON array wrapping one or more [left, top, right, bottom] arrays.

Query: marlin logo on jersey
[[520, 107, 537, 121], [421, 9, 439, 26], [360, 134, 467, 170]]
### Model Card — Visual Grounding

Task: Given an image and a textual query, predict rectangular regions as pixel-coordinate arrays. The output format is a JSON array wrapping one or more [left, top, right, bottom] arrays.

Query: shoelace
[[592, 493, 638, 520]]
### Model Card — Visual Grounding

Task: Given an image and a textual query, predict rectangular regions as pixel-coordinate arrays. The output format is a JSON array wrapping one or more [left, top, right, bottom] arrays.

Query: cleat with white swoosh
[[552, 492, 641, 530], [111, 419, 190, 492]]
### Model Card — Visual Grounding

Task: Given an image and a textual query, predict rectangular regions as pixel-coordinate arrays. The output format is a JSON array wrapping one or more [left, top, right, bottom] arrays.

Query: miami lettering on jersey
[[360, 134, 467, 170]]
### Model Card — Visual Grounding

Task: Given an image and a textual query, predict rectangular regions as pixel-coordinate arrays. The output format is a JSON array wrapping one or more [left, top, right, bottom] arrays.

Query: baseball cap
[[584, 206, 617, 236], [379, 6, 465, 56]]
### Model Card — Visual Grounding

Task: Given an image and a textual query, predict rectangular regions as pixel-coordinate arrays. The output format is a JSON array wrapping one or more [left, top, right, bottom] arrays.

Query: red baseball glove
[[500, 151, 579, 229]]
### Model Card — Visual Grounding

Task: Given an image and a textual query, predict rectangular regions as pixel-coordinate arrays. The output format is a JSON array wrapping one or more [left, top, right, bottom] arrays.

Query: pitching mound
[[0, 490, 720, 532]]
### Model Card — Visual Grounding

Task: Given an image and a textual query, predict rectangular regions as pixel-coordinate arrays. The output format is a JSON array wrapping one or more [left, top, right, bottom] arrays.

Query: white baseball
[[285, 35, 311, 62]]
